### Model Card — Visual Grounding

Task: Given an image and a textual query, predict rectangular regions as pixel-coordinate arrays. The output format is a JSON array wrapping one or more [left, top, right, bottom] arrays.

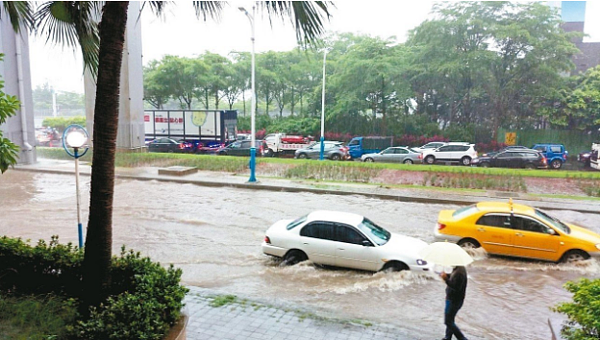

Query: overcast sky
[[27, 1, 600, 94], [27, 1, 436, 93]]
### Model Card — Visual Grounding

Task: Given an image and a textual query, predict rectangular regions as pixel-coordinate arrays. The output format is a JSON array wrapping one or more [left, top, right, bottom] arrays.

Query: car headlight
[[596, 244, 600, 251], [416, 259, 428, 266]]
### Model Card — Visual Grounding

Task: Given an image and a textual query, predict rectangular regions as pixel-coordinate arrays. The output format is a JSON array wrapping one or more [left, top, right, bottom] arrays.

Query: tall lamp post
[[320, 49, 328, 160], [62, 124, 89, 248], [239, 5, 257, 182]]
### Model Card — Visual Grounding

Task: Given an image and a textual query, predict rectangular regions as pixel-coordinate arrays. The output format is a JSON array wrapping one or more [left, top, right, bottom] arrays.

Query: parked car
[[147, 138, 188, 153], [482, 145, 531, 157], [195, 141, 225, 154], [217, 140, 264, 156], [262, 210, 433, 273], [471, 150, 547, 169], [577, 150, 592, 168], [531, 143, 568, 169], [361, 146, 422, 164], [294, 141, 350, 160], [421, 142, 478, 166], [347, 136, 394, 158], [434, 200, 600, 263], [413, 142, 448, 152]]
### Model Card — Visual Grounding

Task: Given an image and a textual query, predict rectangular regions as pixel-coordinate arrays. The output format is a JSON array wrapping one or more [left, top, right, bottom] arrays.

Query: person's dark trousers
[[444, 299, 466, 340]]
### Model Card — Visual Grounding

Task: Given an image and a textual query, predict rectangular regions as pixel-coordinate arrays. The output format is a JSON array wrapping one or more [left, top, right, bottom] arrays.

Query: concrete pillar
[[84, 2, 145, 150], [0, 19, 36, 165]]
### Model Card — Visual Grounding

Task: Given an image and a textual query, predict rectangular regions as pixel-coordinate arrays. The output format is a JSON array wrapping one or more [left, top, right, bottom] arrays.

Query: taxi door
[[473, 213, 514, 256], [511, 215, 560, 261]]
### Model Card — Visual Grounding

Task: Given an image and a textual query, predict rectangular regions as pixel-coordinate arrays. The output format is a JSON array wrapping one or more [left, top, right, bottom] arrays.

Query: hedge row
[[0, 236, 188, 339]]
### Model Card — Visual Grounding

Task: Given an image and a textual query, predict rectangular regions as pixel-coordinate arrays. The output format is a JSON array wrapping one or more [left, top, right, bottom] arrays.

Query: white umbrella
[[419, 242, 473, 267]]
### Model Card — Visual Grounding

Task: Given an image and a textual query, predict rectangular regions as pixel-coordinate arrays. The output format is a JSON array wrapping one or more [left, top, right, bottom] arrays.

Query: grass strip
[[0, 294, 77, 340]]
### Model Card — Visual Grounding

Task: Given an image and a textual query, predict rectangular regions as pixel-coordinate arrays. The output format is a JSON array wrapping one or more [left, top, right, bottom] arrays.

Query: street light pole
[[62, 125, 89, 249], [74, 147, 83, 248], [240, 5, 257, 182], [320, 49, 327, 160]]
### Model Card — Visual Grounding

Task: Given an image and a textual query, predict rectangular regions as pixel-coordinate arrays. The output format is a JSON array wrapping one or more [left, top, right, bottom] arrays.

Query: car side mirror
[[362, 240, 371, 247], [548, 229, 557, 235]]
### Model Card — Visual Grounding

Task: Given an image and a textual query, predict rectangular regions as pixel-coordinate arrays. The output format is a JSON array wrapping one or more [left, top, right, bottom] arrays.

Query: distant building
[[554, 1, 600, 74]]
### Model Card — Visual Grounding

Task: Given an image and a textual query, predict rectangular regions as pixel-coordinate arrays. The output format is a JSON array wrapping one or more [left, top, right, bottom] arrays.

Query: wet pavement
[[5, 158, 600, 339], [185, 286, 412, 340]]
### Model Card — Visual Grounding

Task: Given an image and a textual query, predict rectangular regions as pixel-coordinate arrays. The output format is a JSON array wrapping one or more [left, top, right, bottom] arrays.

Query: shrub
[[70, 248, 188, 340], [0, 237, 188, 340], [41, 116, 87, 132], [0, 236, 83, 296], [553, 278, 600, 340]]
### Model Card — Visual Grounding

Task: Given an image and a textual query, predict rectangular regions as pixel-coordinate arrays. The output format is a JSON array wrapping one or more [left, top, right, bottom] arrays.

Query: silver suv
[[421, 142, 478, 166]]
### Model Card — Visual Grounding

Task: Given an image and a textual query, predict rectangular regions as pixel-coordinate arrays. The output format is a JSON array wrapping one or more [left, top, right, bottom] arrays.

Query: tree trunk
[[82, 1, 129, 309], [242, 91, 246, 117]]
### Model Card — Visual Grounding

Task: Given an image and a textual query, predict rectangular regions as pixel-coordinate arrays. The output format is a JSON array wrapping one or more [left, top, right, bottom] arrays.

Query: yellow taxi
[[435, 200, 600, 263]]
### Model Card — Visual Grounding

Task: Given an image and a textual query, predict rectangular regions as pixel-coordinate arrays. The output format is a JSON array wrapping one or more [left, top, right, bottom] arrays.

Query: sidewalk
[[184, 286, 413, 340], [15, 158, 600, 215]]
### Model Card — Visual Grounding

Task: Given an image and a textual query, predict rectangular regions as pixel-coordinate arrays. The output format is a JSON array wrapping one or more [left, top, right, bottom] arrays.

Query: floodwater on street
[[1, 170, 600, 340]]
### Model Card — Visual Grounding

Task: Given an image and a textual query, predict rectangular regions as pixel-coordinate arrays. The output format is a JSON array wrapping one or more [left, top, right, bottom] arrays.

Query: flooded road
[[1, 170, 600, 339]]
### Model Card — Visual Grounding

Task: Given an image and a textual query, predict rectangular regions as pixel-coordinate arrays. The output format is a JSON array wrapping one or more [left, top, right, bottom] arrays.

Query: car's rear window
[[287, 215, 307, 230], [452, 205, 479, 219]]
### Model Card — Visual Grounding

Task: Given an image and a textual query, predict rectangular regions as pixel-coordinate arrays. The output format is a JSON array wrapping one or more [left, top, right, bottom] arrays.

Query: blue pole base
[[78, 222, 83, 249], [248, 147, 257, 183], [319, 136, 325, 160]]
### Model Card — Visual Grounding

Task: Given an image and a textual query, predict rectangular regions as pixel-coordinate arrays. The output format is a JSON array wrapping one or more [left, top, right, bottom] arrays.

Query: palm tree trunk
[[82, 1, 129, 309]]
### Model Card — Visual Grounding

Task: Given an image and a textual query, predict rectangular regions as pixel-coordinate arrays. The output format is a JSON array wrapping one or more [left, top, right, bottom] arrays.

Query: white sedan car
[[262, 210, 432, 273]]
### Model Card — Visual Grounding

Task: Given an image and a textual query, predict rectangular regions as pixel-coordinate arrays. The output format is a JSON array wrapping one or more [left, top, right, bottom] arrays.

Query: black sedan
[[472, 150, 547, 169], [217, 140, 264, 156], [147, 138, 187, 153]]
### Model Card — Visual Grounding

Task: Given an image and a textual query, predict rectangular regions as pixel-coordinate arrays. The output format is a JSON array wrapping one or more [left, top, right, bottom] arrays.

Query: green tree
[[202, 52, 231, 109], [2, 0, 331, 309], [556, 66, 600, 131], [156, 55, 207, 109], [32, 82, 53, 111], [407, 2, 580, 139], [143, 60, 171, 109], [0, 54, 21, 173], [331, 35, 408, 134], [222, 53, 248, 111], [554, 278, 600, 340], [257, 51, 279, 115]]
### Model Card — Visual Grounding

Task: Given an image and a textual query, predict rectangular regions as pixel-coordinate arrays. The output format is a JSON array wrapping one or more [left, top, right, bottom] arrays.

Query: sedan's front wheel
[[382, 261, 408, 272], [330, 154, 341, 161], [403, 159, 413, 165], [364, 157, 374, 163], [561, 250, 590, 263], [283, 250, 308, 266]]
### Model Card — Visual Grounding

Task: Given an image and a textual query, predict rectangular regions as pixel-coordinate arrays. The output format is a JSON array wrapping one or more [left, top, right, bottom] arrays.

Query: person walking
[[440, 265, 468, 340]]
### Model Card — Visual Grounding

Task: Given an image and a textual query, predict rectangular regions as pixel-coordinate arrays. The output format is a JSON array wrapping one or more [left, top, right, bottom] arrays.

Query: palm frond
[[0, 1, 34, 33], [261, 1, 333, 45], [34, 2, 102, 78], [144, 1, 173, 18], [192, 1, 225, 21]]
